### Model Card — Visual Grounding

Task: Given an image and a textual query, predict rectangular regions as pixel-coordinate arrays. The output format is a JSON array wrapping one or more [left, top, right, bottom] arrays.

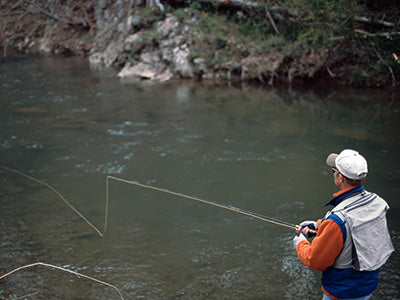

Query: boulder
[[140, 51, 160, 65], [155, 68, 173, 82], [89, 52, 104, 65], [156, 16, 180, 38], [123, 33, 142, 52], [172, 45, 194, 78], [103, 41, 122, 67], [118, 62, 158, 79]]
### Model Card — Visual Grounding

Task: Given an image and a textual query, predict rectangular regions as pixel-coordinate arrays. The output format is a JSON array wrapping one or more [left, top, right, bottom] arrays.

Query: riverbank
[[1, 0, 399, 88]]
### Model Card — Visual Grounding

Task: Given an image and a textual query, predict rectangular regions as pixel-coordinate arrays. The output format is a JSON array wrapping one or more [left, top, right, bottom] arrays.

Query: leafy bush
[[165, 0, 399, 85]]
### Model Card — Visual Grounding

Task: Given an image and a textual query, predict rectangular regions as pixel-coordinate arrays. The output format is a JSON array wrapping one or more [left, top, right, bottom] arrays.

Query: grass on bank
[[163, 0, 400, 86]]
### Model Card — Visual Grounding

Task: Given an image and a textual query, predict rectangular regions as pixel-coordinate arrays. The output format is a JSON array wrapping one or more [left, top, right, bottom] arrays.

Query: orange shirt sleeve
[[295, 219, 343, 271]]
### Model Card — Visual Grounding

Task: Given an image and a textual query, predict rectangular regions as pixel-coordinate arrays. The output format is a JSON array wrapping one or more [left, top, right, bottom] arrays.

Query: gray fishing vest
[[324, 190, 394, 271]]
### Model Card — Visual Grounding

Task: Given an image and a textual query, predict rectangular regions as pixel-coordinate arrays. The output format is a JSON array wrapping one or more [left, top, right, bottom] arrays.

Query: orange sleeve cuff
[[296, 219, 343, 271]]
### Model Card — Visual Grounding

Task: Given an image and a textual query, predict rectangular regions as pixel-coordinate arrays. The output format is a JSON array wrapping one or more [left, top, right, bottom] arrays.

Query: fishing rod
[[0, 164, 315, 236], [107, 176, 307, 232]]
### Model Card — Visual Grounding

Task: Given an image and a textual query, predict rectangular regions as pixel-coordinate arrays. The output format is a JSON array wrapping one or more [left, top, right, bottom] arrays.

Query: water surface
[[1, 56, 399, 299]]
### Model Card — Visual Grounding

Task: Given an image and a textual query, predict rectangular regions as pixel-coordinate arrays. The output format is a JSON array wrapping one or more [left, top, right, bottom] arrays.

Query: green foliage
[[257, 35, 288, 54], [350, 68, 370, 86], [386, 56, 400, 82], [188, 51, 200, 63], [139, 5, 166, 22], [281, 0, 365, 48], [171, 6, 239, 66], [170, 0, 398, 86], [135, 30, 160, 53], [0, 290, 27, 300], [233, 11, 272, 40], [189, 1, 203, 11], [172, 7, 186, 22]]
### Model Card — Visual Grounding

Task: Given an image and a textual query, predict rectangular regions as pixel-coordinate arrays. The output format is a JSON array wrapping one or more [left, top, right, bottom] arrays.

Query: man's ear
[[338, 173, 346, 183]]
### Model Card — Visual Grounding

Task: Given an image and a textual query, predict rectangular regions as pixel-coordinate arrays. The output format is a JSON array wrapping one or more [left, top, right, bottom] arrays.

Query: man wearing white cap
[[293, 149, 394, 300]]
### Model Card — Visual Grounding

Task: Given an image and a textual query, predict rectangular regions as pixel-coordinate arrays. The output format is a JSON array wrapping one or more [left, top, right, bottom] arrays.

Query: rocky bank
[[1, 0, 399, 87]]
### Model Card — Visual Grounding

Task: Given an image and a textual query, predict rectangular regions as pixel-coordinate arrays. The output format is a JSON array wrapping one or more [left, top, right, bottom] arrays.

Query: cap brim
[[326, 153, 338, 167]]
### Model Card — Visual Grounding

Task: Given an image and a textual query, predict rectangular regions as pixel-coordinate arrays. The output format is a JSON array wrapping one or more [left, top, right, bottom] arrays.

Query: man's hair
[[344, 176, 364, 187]]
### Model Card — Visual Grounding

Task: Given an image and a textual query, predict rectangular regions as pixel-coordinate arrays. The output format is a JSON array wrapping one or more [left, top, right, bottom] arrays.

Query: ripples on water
[[0, 56, 399, 299]]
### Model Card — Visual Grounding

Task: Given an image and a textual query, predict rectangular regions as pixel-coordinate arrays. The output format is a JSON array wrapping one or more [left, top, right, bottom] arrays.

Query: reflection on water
[[0, 56, 399, 299]]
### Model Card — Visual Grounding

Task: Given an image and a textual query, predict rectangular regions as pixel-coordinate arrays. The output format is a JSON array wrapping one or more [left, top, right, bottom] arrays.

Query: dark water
[[0, 56, 399, 299]]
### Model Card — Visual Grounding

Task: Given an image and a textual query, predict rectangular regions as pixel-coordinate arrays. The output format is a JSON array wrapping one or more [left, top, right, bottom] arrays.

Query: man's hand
[[295, 220, 318, 238], [293, 232, 307, 249]]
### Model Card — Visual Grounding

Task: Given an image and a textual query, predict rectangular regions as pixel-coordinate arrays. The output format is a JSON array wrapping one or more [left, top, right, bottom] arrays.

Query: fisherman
[[293, 149, 394, 300]]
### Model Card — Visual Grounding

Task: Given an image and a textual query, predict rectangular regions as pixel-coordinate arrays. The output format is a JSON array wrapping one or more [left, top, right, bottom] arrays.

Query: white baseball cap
[[326, 149, 368, 180]]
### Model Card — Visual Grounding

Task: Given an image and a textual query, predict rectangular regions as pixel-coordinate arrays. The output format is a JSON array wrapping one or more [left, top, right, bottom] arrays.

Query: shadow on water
[[0, 56, 399, 299]]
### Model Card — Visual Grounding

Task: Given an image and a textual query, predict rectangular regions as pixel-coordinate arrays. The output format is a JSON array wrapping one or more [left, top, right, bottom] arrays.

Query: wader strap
[[327, 214, 347, 244]]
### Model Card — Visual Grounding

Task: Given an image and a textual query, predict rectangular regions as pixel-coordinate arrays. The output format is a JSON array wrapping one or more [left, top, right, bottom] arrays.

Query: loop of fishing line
[[1, 164, 298, 238], [0, 262, 124, 300], [0, 164, 106, 236]]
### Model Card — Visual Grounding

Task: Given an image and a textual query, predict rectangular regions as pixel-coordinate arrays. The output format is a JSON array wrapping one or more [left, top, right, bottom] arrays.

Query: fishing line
[[107, 176, 297, 230], [1, 164, 299, 237], [0, 262, 124, 300], [0, 164, 106, 237], [0, 165, 312, 298]]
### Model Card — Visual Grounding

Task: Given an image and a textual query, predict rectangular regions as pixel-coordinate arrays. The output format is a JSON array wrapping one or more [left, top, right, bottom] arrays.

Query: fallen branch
[[354, 16, 395, 28], [368, 37, 397, 87], [0, 11, 25, 17], [354, 28, 400, 38], [263, 0, 279, 34], [23, 0, 90, 29], [186, 0, 259, 9], [0, 262, 124, 300]]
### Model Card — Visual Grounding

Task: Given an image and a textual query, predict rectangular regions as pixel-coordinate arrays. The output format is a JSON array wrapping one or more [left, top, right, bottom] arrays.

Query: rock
[[103, 41, 122, 67], [118, 62, 158, 79], [38, 38, 52, 54], [158, 17, 185, 64], [89, 38, 125, 67], [123, 33, 146, 54], [156, 16, 179, 38], [117, 22, 126, 33], [124, 33, 141, 46], [89, 52, 104, 65], [155, 68, 173, 82], [127, 15, 141, 30], [160, 39, 175, 63], [172, 45, 194, 78], [140, 51, 160, 65], [193, 57, 207, 76]]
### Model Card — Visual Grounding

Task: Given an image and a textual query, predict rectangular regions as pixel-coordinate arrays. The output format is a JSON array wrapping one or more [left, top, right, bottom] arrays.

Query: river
[[1, 56, 399, 299]]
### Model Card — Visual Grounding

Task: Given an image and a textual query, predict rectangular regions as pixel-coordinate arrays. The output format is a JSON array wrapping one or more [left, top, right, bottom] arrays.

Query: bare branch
[[354, 29, 400, 38], [23, 0, 90, 29], [185, 0, 259, 10], [354, 16, 395, 28]]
